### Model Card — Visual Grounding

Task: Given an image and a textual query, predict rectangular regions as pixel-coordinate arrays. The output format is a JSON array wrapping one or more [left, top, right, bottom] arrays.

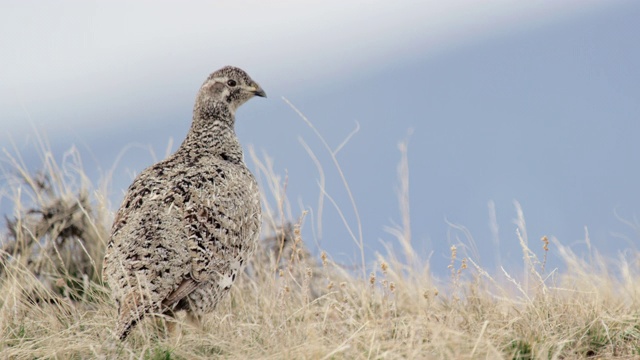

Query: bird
[[102, 66, 266, 340]]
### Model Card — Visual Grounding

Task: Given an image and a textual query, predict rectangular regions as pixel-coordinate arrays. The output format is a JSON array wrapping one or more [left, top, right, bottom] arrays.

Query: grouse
[[103, 66, 266, 340]]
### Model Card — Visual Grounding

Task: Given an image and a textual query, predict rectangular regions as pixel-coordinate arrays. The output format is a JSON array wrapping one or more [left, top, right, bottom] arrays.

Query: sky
[[1, 1, 639, 277]]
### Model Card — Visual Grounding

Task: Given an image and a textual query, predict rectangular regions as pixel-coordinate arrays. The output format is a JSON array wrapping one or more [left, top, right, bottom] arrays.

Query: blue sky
[[1, 1, 638, 276]]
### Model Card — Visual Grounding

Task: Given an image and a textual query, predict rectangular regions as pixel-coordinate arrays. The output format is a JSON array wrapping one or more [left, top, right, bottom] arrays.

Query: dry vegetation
[[2, 124, 640, 359]]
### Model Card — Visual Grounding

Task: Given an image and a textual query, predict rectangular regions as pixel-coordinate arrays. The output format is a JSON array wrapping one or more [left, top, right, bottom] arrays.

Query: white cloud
[[0, 0, 609, 136]]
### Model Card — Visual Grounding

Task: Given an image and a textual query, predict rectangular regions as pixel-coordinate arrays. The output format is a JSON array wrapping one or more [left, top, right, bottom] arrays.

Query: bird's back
[[103, 154, 261, 338]]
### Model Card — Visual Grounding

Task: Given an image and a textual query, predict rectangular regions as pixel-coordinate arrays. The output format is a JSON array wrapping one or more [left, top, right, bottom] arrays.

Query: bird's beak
[[248, 84, 267, 98]]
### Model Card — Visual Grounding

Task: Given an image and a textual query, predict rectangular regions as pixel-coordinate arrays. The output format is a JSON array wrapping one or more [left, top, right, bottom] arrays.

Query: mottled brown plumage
[[103, 66, 266, 340]]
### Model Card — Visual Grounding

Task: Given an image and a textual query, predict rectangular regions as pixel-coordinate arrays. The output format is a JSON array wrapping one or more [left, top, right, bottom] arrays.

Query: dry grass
[[2, 125, 640, 359]]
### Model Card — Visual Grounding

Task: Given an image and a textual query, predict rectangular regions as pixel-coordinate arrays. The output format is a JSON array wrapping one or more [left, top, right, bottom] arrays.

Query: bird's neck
[[177, 101, 244, 163]]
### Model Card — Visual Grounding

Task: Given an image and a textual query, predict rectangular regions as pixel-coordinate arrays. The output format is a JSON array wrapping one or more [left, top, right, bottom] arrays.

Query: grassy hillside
[[1, 137, 640, 359]]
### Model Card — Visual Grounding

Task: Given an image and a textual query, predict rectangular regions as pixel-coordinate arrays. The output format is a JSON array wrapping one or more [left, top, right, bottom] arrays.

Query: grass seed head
[[541, 235, 549, 252], [320, 251, 328, 267]]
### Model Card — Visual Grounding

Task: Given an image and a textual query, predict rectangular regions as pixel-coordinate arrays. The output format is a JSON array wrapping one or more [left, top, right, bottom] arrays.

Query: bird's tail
[[116, 292, 149, 340]]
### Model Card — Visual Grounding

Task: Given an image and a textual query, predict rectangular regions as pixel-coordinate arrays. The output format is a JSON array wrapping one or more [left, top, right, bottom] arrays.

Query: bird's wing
[[162, 278, 199, 307]]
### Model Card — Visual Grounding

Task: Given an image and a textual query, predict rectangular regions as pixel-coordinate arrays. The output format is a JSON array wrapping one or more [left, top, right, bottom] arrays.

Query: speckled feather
[[102, 66, 265, 340]]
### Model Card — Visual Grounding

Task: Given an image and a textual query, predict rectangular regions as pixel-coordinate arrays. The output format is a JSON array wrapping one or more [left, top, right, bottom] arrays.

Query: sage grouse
[[103, 66, 266, 340]]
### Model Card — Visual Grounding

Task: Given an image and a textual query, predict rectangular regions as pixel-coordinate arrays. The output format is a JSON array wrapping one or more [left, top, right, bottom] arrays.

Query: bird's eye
[[227, 79, 237, 87]]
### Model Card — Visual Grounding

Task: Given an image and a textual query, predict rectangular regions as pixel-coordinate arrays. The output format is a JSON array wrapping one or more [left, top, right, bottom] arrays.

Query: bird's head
[[198, 66, 266, 113]]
